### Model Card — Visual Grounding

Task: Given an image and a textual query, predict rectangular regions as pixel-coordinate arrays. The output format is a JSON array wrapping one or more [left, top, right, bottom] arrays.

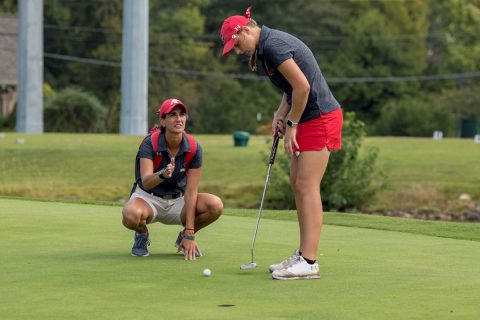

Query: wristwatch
[[158, 169, 168, 180], [286, 119, 298, 128]]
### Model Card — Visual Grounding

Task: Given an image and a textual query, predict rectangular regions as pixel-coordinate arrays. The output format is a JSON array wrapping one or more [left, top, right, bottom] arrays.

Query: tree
[[39, 0, 480, 134], [44, 0, 123, 132], [326, 0, 428, 121], [0, 0, 16, 14], [423, 0, 480, 91]]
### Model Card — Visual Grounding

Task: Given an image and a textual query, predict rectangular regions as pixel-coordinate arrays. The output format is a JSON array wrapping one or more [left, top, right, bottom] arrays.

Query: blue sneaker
[[131, 231, 150, 257], [175, 231, 202, 257]]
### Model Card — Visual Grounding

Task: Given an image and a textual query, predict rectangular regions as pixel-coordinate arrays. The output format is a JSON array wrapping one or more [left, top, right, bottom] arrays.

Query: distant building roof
[[0, 15, 18, 86]]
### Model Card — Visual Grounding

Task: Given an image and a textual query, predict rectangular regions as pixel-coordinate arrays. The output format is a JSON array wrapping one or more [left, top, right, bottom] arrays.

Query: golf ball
[[203, 268, 211, 277]]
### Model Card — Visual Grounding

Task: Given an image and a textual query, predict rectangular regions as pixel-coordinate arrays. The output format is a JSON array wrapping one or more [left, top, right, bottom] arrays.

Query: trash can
[[233, 131, 250, 147], [460, 119, 477, 138]]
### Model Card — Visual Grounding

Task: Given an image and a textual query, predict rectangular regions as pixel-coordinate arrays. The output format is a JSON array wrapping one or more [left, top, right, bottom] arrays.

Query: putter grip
[[269, 132, 280, 165]]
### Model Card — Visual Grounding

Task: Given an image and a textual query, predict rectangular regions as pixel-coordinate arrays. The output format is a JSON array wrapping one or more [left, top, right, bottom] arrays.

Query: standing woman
[[221, 7, 343, 280]]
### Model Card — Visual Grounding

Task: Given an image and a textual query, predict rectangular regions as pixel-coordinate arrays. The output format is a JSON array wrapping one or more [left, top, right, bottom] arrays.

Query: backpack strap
[[150, 130, 197, 172], [151, 130, 163, 170], [184, 132, 197, 173]]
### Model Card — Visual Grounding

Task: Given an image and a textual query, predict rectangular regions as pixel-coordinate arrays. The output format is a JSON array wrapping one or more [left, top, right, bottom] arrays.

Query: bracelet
[[184, 235, 195, 241], [184, 228, 194, 231]]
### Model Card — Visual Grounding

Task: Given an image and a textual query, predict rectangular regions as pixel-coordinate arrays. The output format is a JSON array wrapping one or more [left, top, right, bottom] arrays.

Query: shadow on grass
[[235, 272, 270, 277]]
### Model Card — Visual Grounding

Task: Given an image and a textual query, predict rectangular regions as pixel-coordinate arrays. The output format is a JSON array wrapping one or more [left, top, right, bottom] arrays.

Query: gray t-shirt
[[257, 26, 340, 122], [135, 132, 202, 196]]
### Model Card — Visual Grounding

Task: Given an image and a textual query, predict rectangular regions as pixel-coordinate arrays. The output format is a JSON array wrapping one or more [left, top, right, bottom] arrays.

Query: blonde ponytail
[[246, 19, 259, 71], [249, 50, 258, 71]]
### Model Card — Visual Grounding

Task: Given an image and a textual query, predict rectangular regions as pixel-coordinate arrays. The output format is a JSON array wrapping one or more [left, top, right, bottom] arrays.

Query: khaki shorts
[[130, 186, 184, 225]]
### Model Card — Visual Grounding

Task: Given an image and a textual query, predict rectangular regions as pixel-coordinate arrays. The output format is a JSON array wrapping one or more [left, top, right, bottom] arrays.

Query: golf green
[[1, 198, 479, 319]]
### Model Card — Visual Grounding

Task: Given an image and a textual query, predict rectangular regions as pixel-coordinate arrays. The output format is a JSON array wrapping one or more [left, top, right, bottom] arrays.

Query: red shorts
[[293, 108, 343, 152]]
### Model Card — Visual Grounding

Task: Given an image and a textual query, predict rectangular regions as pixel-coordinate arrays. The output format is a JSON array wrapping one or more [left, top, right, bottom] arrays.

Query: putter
[[240, 131, 280, 270]]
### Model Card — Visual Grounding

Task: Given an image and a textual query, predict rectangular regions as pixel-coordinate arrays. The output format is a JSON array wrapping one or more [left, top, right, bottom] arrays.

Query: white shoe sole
[[269, 267, 285, 273], [272, 274, 320, 280]]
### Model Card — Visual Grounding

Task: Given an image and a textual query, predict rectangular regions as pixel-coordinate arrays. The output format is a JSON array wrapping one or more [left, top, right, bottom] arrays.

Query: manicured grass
[[0, 133, 138, 202], [0, 133, 479, 209], [363, 137, 480, 199], [1, 198, 480, 319], [230, 209, 480, 242], [0, 133, 268, 206]]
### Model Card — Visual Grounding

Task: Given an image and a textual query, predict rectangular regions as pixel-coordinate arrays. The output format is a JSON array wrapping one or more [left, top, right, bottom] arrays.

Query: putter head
[[240, 262, 257, 270]]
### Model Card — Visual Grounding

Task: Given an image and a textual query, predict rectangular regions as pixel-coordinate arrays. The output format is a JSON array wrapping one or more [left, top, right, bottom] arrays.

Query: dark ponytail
[[149, 123, 161, 134]]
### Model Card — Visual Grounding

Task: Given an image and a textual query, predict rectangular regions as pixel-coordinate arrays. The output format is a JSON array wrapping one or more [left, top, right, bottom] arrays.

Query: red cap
[[157, 98, 187, 117], [220, 6, 252, 57]]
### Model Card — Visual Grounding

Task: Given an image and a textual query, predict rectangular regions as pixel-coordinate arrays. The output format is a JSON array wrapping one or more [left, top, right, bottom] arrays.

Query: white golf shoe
[[268, 250, 300, 273], [271, 255, 320, 280]]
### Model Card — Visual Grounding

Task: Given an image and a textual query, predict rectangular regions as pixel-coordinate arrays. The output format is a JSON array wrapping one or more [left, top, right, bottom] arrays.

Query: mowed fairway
[[1, 199, 479, 320]]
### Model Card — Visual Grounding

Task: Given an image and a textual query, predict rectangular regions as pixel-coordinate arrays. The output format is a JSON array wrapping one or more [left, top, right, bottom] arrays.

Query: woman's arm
[[277, 58, 310, 156], [180, 167, 201, 260], [140, 157, 174, 190], [183, 168, 200, 231], [272, 94, 290, 137]]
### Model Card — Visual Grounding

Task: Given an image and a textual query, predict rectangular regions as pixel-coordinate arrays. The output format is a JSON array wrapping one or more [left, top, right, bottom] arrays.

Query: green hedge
[[44, 88, 106, 133]]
